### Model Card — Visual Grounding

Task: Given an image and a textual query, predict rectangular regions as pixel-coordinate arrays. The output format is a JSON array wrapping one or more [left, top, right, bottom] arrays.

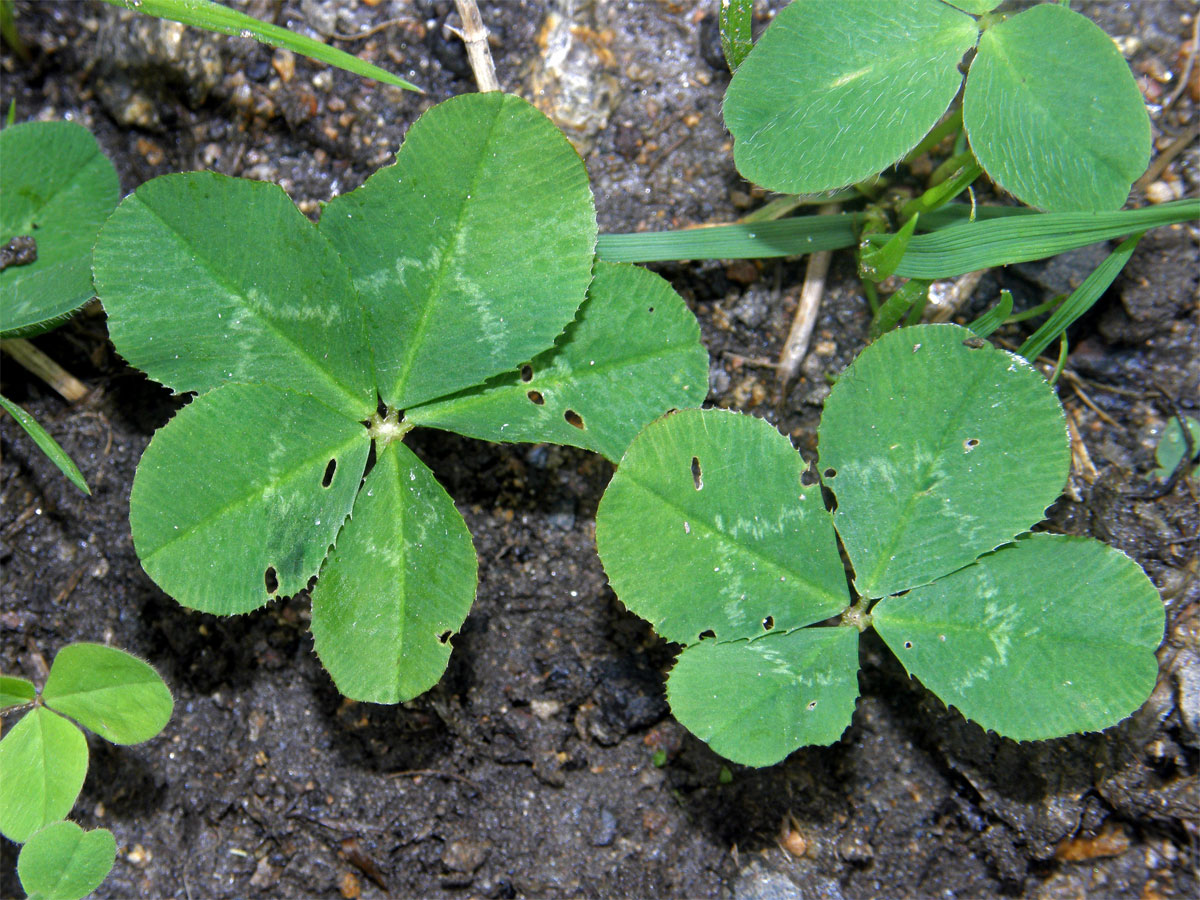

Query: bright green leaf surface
[[941, 0, 999, 13], [98, 0, 420, 92], [406, 262, 709, 462], [0, 121, 118, 337], [17, 821, 115, 900], [0, 708, 87, 843], [0, 395, 90, 494], [93, 172, 374, 419], [320, 92, 597, 410], [311, 441, 477, 704], [873, 534, 1164, 739], [42, 644, 172, 745], [667, 627, 860, 766], [719, 0, 754, 71], [724, 0, 977, 193], [129, 384, 370, 615], [1154, 416, 1200, 479], [819, 325, 1069, 599], [0, 675, 35, 709], [964, 3, 1150, 211], [596, 409, 849, 646]]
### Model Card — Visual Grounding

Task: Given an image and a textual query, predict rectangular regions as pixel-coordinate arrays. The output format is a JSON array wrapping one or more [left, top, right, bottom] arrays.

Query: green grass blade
[[0, 395, 89, 494], [98, 0, 421, 92], [719, 0, 754, 70], [967, 289, 1012, 338], [595, 213, 862, 263], [1018, 234, 1141, 360], [885, 199, 1198, 278]]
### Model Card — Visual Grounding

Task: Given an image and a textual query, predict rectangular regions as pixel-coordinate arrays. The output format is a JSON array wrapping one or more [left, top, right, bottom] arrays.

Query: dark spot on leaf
[[322, 459, 337, 487], [648, 306, 655, 313], [963, 337, 986, 349], [265, 566, 279, 593], [698, 629, 716, 640], [527, 390, 545, 405], [964, 438, 980, 451], [806, 700, 818, 711], [903, 641, 913, 649], [801, 469, 817, 486], [520, 364, 533, 382], [564, 409, 585, 429], [823, 467, 837, 478], [762, 616, 774, 630], [691, 456, 703, 490], [438, 630, 452, 644]]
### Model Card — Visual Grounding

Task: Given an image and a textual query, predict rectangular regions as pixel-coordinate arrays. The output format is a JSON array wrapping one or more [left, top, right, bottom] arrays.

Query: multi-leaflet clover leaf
[[596, 324, 1164, 766], [94, 92, 709, 702]]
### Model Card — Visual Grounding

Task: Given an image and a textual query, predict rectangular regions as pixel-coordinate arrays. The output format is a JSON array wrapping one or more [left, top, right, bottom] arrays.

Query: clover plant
[[0, 643, 172, 900], [91, 92, 708, 704], [596, 324, 1165, 767], [1, 119, 121, 494]]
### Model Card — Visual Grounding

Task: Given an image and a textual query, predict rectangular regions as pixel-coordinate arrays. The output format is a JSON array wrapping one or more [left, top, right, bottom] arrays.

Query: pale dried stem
[[1, 338, 89, 403], [777, 203, 840, 389], [453, 0, 500, 93]]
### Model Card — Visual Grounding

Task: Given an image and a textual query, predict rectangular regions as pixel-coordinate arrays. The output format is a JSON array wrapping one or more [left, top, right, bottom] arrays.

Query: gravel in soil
[[2, 1, 1198, 898]]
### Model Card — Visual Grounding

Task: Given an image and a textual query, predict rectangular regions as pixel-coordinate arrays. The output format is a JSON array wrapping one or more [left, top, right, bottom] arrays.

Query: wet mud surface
[[1, 2, 1197, 897]]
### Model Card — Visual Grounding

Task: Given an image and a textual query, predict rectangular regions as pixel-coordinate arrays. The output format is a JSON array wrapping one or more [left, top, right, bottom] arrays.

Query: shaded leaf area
[[873, 534, 1164, 739], [17, 821, 116, 900], [42, 643, 172, 745], [666, 627, 860, 767], [0, 120, 118, 337], [311, 441, 477, 704], [965, 3, 1149, 212], [596, 408, 848, 646], [724, 0, 977, 193], [0, 395, 89, 494], [93, 173, 375, 419], [129, 384, 370, 616], [407, 262, 709, 462], [0, 675, 36, 709], [0, 707, 87, 842], [319, 92, 597, 410], [818, 325, 1068, 599]]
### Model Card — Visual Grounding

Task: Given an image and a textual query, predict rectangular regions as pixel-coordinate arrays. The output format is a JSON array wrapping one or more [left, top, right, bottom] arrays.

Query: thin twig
[[1164, 13, 1198, 111], [1, 339, 89, 403], [777, 203, 840, 390], [453, 0, 500, 92], [332, 17, 417, 42], [1134, 123, 1200, 191]]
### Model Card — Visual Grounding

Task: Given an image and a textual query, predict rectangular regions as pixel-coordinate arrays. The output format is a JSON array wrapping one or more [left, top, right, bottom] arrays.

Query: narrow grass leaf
[[0, 395, 90, 494], [869, 278, 931, 339], [0, 708, 87, 843], [964, 3, 1150, 211], [818, 325, 1069, 599], [94, 173, 375, 419], [859, 213, 919, 282], [129, 384, 370, 616], [0, 675, 35, 709], [98, 0, 420, 92], [17, 822, 115, 900], [320, 93, 596, 410], [42, 644, 172, 745], [724, 0, 978, 193], [596, 409, 849, 646], [873, 534, 1164, 739], [1, 122, 118, 337], [719, 0, 754, 70], [595, 214, 862, 263], [406, 262, 709, 462], [967, 289, 1012, 338], [1018, 234, 1140, 360], [667, 627, 860, 767], [311, 442, 477, 704]]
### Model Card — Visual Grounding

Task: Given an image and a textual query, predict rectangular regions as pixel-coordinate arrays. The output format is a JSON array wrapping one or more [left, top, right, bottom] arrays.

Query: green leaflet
[[129, 384, 370, 615], [940, 0, 1000, 13], [1154, 416, 1200, 479], [964, 3, 1150, 212], [93, 172, 375, 420], [0, 121, 119, 338], [596, 409, 848, 646], [0, 675, 36, 709], [311, 442, 477, 704], [406, 262, 709, 462], [0, 395, 90, 494], [818, 325, 1069, 599], [17, 821, 116, 900], [724, 0, 977, 193], [42, 643, 173, 746], [668, 628, 859, 767], [873, 534, 1164, 739], [0, 707, 87, 843], [319, 92, 597, 410]]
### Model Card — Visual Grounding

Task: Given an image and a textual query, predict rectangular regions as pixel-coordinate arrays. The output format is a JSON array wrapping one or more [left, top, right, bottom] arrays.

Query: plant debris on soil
[[1, 2, 1197, 898]]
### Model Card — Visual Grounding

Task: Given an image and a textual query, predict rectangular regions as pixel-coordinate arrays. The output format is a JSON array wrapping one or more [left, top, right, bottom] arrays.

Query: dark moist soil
[[2, 1, 1198, 898]]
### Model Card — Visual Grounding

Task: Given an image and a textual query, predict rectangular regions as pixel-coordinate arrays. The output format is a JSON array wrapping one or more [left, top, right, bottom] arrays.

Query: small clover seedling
[[596, 324, 1165, 767], [92, 92, 708, 704], [0, 643, 172, 900]]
